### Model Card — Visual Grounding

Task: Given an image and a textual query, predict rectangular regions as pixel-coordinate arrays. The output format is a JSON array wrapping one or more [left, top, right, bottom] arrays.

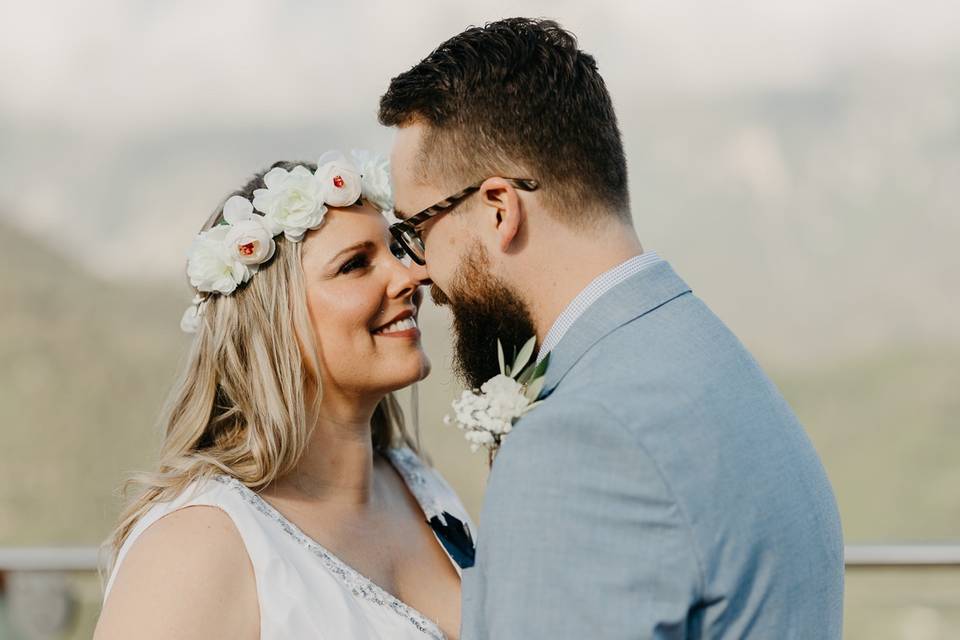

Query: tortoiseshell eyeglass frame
[[388, 178, 539, 266]]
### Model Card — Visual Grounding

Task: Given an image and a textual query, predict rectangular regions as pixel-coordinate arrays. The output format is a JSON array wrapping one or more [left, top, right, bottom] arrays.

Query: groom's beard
[[431, 244, 538, 390]]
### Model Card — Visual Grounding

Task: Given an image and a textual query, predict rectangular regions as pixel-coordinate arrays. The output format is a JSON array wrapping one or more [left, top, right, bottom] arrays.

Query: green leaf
[[525, 376, 546, 401], [497, 340, 506, 375], [516, 364, 535, 385], [529, 352, 551, 381], [510, 337, 536, 379]]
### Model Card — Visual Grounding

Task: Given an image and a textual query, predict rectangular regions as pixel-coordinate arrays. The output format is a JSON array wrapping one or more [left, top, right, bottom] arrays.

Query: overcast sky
[[2, 0, 959, 132]]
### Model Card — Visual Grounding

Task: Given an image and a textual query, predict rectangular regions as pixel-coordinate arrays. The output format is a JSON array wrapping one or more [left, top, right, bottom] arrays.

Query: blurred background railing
[[0, 548, 101, 640], [844, 545, 960, 568], [5, 544, 960, 573], [2, 545, 959, 639]]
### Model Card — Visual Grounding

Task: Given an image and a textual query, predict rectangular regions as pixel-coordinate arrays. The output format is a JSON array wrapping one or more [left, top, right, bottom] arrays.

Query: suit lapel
[[540, 261, 692, 396]]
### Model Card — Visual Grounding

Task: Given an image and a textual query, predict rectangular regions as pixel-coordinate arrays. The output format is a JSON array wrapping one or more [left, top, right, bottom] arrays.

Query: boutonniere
[[444, 337, 549, 464]]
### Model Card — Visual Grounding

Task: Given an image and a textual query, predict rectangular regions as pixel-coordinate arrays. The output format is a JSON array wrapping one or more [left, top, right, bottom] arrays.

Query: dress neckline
[[212, 446, 448, 640]]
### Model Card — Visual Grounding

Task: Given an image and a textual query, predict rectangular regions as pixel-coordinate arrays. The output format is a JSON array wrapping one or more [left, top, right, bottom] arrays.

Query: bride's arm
[[94, 506, 259, 640]]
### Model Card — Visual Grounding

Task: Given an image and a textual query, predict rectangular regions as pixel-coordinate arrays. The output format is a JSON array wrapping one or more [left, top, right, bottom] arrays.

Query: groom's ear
[[478, 177, 525, 254]]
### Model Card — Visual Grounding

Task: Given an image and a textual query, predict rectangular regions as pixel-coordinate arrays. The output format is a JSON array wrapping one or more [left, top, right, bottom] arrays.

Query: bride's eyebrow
[[326, 241, 375, 267]]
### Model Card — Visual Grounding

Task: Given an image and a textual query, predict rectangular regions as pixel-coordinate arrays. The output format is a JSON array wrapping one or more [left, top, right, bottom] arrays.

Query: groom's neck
[[521, 219, 644, 344]]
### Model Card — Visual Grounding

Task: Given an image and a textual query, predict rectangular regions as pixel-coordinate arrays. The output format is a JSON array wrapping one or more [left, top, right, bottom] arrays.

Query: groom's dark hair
[[379, 17, 630, 225]]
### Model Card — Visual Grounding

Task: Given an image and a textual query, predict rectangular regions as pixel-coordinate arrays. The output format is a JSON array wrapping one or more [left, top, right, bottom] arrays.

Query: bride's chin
[[405, 355, 431, 386], [417, 358, 432, 382], [377, 356, 432, 394]]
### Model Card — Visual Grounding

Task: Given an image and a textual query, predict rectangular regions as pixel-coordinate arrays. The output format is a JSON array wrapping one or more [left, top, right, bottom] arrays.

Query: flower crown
[[180, 150, 393, 333]]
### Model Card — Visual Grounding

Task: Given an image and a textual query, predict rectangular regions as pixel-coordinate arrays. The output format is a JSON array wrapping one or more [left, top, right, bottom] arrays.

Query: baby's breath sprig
[[444, 337, 550, 464]]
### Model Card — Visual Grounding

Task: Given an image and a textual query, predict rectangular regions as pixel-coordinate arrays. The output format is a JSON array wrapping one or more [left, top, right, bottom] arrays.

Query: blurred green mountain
[[1, 220, 184, 544]]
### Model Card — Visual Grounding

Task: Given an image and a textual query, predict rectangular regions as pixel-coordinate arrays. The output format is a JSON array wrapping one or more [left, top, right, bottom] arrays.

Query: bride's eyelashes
[[337, 242, 409, 276], [338, 252, 370, 275]]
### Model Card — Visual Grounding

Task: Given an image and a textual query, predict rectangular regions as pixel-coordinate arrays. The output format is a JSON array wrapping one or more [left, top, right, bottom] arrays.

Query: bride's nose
[[407, 259, 432, 286], [385, 257, 420, 301]]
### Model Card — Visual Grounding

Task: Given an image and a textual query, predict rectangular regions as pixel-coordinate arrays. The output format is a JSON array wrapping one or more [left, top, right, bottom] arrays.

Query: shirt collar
[[536, 251, 663, 364]]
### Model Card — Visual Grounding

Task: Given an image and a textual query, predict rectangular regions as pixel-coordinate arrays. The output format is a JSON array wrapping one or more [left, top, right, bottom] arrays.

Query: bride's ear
[[479, 177, 525, 254]]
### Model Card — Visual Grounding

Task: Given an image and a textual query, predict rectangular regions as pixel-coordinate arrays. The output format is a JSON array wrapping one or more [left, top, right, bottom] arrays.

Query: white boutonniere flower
[[445, 337, 549, 462], [252, 165, 329, 241]]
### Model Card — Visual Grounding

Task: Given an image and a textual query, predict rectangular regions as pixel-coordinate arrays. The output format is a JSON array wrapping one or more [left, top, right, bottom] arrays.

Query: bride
[[94, 151, 472, 640]]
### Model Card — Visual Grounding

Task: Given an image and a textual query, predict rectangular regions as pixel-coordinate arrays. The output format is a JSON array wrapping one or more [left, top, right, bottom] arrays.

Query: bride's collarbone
[[264, 480, 455, 589]]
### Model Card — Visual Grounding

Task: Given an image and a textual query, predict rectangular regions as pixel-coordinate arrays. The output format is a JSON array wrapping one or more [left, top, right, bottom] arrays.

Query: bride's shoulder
[[96, 486, 258, 639], [120, 503, 250, 583]]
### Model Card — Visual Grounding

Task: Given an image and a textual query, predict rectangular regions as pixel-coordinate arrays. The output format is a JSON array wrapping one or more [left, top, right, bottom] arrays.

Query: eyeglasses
[[388, 178, 539, 266]]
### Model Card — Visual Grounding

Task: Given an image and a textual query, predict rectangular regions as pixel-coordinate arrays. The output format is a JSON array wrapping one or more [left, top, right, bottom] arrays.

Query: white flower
[[225, 221, 275, 266], [447, 375, 531, 451], [180, 304, 202, 333], [222, 196, 277, 266], [451, 389, 486, 425], [186, 225, 251, 295], [316, 151, 362, 207], [480, 374, 530, 422], [351, 149, 393, 212], [180, 295, 209, 334], [465, 430, 495, 453], [252, 165, 328, 241]]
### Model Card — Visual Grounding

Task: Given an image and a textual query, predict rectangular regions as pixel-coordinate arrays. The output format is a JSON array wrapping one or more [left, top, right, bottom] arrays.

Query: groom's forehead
[[390, 124, 424, 177], [390, 123, 441, 217], [389, 126, 420, 202]]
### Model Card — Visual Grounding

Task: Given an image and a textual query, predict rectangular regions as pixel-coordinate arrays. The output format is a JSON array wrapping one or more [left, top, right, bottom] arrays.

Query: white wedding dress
[[104, 446, 473, 639]]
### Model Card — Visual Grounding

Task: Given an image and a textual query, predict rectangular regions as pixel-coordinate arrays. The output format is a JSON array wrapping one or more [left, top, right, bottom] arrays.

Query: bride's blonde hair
[[104, 161, 416, 573]]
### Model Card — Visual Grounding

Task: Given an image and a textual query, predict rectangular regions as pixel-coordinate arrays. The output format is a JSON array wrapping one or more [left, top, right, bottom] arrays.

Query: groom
[[380, 17, 844, 639]]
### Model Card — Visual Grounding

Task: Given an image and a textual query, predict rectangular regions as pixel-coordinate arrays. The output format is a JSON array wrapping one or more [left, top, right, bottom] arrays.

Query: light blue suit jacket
[[461, 261, 844, 639]]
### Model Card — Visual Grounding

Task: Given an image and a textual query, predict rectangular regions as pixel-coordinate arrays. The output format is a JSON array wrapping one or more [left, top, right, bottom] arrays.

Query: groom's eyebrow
[[393, 208, 410, 221]]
